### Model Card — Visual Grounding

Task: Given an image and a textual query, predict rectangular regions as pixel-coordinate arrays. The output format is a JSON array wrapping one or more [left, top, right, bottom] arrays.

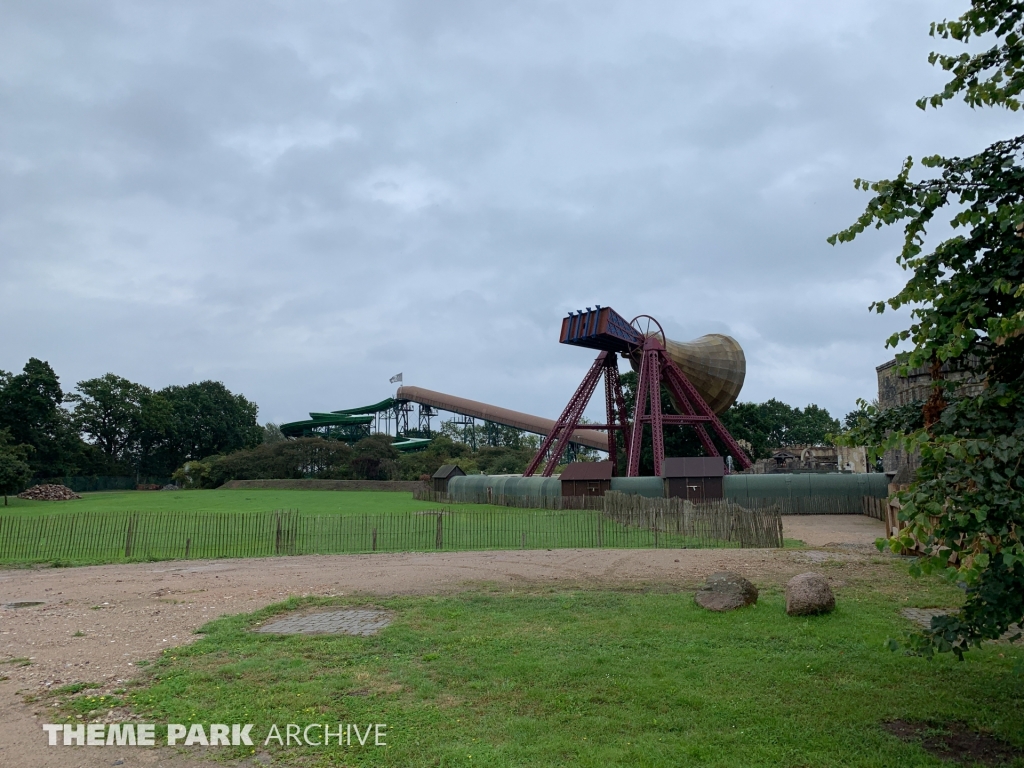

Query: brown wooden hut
[[431, 464, 466, 493], [559, 461, 613, 497], [662, 457, 725, 501]]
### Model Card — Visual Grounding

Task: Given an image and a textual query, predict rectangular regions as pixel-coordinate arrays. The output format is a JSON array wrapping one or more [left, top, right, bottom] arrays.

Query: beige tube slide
[[396, 385, 609, 452]]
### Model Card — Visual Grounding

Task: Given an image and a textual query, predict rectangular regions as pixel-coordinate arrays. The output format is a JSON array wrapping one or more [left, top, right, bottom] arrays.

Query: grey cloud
[[1, 0, 1015, 426]]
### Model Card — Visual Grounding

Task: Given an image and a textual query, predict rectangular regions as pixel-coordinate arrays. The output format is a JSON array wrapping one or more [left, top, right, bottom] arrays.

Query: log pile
[[17, 484, 81, 501]]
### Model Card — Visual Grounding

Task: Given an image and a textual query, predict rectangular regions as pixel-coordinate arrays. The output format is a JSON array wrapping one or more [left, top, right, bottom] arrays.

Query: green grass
[[52, 564, 1024, 767], [53, 681, 101, 695], [1, 489, 441, 517]]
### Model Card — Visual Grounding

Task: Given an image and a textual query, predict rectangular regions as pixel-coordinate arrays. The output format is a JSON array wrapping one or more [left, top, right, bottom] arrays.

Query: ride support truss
[[523, 352, 630, 477], [626, 337, 752, 476], [525, 306, 753, 477]]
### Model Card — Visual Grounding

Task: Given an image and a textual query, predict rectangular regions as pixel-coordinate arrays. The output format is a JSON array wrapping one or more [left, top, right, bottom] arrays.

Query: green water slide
[[330, 398, 396, 416], [392, 437, 432, 452], [279, 412, 374, 439], [280, 397, 432, 450]]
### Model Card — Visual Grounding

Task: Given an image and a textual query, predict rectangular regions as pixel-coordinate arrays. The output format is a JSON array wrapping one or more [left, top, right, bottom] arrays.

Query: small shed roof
[[432, 464, 466, 480], [560, 461, 614, 481], [661, 456, 725, 478]]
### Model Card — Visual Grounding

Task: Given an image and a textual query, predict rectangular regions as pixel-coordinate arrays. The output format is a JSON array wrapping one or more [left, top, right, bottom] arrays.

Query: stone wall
[[875, 355, 984, 478], [220, 479, 426, 492], [836, 445, 867, 473], [875, 356, 984, 410]]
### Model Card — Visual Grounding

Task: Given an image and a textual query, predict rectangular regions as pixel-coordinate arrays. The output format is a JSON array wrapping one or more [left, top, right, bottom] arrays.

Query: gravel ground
[[0, 515, 886, 768]]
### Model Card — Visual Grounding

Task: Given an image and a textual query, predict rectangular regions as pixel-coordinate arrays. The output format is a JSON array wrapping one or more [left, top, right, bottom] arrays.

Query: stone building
[[876, 356, 983, 410], [875, 355, 984, 479], [745, 444, 868, 475]]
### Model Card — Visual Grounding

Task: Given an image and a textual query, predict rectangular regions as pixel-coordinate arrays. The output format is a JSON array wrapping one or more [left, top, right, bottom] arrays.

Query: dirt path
[[0, 515, 886, 768]]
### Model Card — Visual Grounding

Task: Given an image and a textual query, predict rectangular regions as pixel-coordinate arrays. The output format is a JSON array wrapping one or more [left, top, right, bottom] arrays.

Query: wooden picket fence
[[416, 489, 784, 548], [0, 498, 785, 565], [416, 488, 880, 516], [861, 496, 887, 521], [0, 510, 311, 563], [602, 492, 783, 549]]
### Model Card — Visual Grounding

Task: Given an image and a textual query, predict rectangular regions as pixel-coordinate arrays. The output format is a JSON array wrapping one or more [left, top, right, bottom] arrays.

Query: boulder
[[694, 571, 758, 612], [786, 572, 835, 616]]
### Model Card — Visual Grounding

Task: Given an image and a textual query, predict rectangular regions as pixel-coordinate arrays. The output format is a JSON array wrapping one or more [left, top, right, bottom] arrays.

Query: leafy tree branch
[[832, 0, 1024, 657]]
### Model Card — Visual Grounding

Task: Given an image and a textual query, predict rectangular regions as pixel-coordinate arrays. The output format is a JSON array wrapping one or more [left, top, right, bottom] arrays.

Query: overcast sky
[[1, 0, 1018, 428]]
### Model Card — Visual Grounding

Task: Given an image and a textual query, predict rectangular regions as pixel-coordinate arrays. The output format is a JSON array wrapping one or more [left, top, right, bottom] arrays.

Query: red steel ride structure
[[523, 306, 753, 478]]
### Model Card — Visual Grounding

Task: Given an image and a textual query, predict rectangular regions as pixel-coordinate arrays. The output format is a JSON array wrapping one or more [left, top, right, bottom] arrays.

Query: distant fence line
[[415, 487, 874, 516], [220, 479, 425, 492], [0, 495, 783, 565], [31, 477, 173, 493], [30, 478, 422, 494], [414, 489, 604, 509]]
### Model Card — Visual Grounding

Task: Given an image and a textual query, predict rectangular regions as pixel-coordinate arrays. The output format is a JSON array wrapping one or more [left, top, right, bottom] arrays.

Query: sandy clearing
[[0, 515, 886, 768], [780, 513, 884, 548]]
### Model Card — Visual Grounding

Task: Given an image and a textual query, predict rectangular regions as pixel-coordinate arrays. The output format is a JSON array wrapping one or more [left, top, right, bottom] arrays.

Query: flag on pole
[[389, 373, 403, 384]]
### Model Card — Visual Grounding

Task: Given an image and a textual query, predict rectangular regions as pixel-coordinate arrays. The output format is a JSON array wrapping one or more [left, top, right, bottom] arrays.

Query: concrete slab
[[254, 609, 391, 636]]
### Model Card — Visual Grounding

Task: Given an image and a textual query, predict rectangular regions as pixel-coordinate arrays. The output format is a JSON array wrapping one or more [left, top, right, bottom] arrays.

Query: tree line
[[615, 370, 840, 475], [0, 357, 844, 498], [0, 358, 262, 499], [178, 432, 546, 488], [177, 376, 842, 487]]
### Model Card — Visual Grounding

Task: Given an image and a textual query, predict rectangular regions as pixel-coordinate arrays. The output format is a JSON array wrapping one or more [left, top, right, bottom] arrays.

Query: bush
[[349, 435, 399, 481], [396, 435, 476, 479], [176, 437, 354, 488], [180, 433, 544, 487]]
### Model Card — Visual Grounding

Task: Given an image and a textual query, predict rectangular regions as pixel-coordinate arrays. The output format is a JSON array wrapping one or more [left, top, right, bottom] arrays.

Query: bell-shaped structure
[[661, 334, 746, 415]]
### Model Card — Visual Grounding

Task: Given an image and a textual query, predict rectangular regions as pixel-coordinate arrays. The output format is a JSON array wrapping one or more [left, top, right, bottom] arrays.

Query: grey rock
[[694, 571, 758, 612], [786, 572, 835, 616]]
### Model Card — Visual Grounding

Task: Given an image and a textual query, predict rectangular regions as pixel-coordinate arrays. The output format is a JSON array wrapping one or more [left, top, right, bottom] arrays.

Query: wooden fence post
[[124, 513, 135, 559]]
